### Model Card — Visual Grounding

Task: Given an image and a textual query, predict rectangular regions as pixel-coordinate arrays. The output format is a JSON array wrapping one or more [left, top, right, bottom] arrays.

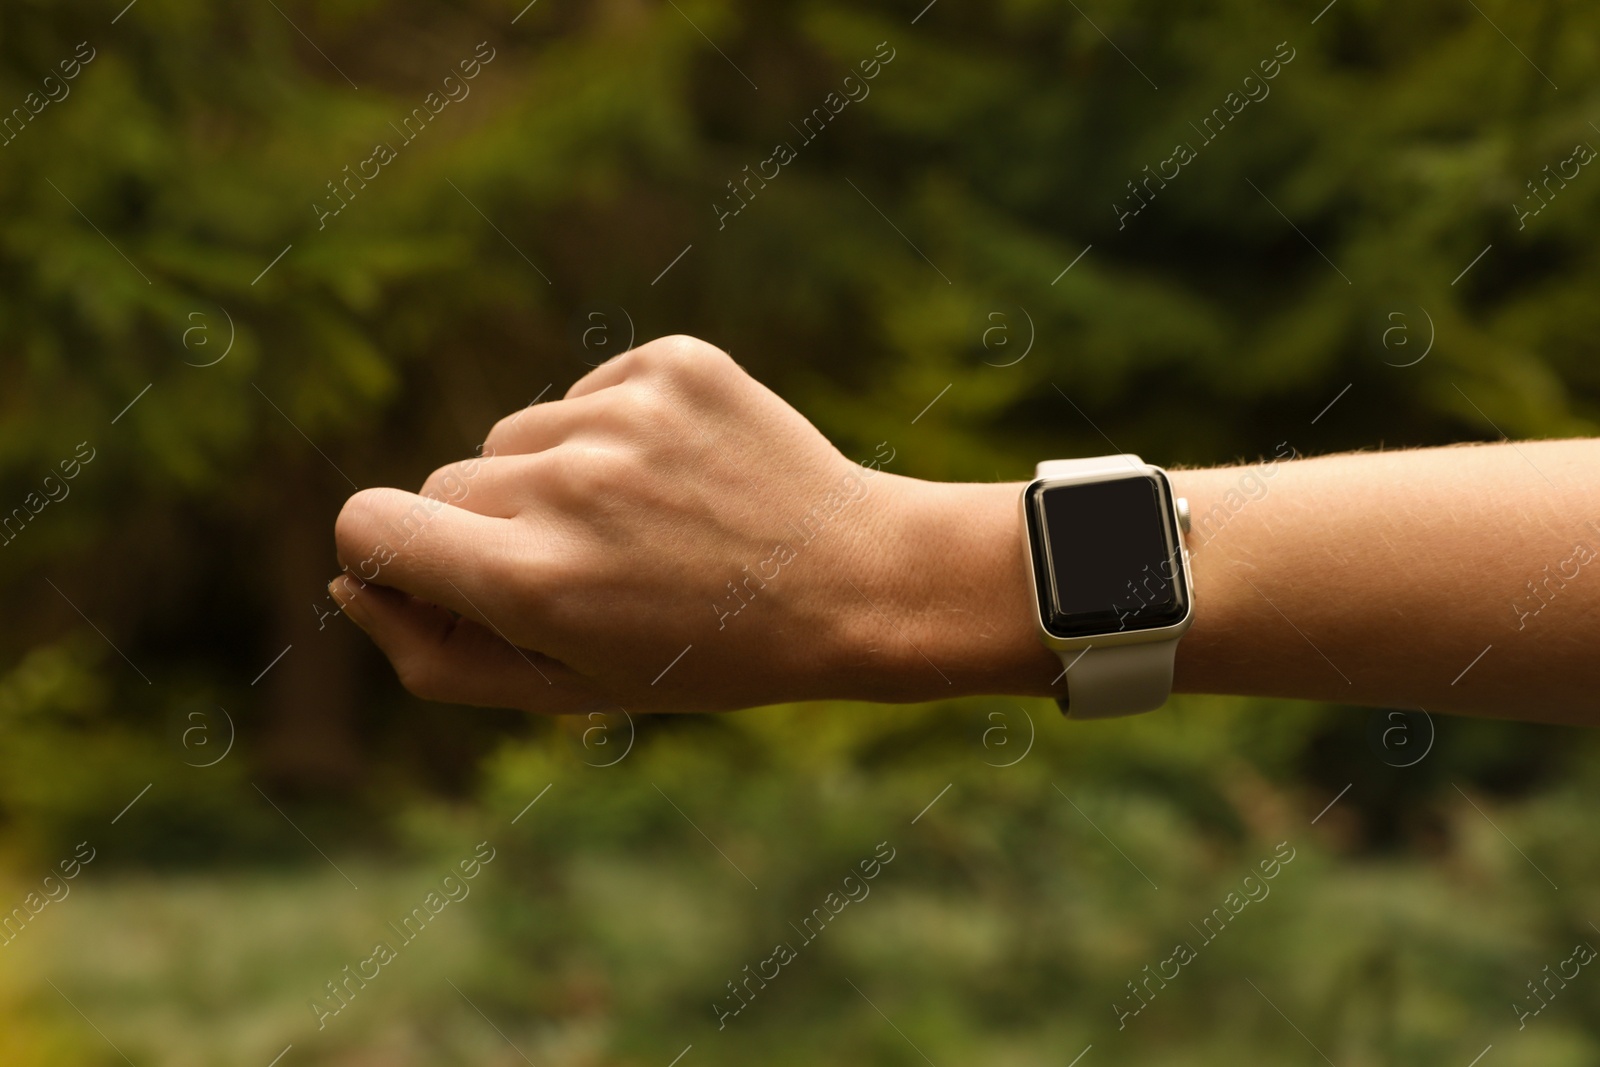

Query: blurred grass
[[6, 697, 1600, 1064]]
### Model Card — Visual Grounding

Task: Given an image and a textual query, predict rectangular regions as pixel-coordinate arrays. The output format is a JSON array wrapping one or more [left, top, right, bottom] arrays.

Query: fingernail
[[328, 576, 370, 630]]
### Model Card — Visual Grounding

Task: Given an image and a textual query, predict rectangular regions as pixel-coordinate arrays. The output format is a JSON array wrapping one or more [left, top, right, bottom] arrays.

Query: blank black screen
[[1030, 476, 1186, 637]]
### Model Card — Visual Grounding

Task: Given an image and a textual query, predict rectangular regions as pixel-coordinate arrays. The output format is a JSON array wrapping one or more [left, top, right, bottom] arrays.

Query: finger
[[334, 487, 533, 631], [563, 351, 636, 401], [563, 334, 707, 401], [480, 392, 606, 457], [330, 577, 599, 714], [417, 455, 527, 518]]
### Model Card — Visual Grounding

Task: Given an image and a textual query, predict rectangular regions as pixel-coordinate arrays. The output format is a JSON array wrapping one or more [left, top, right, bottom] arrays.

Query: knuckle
[[602, 383, 658, 428], [528, 453, 581, 505], [639, 334, 724, 377], [334, 488, 392, 552], [421, 461, 472, 504], [586, 447, 635, 494], [580, 444, 627, 489], [544, 445, 632, 500], [482, 415, 516, 452]]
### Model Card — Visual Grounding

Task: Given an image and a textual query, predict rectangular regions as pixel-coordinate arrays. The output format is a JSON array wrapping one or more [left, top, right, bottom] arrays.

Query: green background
[[2, 0, 1597, 1063]]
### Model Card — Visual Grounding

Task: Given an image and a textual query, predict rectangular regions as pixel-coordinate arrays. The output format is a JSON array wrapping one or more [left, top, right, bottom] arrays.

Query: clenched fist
[[330, 336, 1053, 714]]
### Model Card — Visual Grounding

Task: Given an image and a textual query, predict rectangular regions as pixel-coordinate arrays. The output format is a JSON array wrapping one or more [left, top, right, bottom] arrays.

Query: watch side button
[[1176, 496, 1191, 534]]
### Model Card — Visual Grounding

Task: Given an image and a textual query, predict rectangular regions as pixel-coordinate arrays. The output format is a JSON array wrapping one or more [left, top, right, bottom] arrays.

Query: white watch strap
[[1034, 455, 1180, 720], [1054, 642, 1177, 718], [1035, 455, 1146, 479]]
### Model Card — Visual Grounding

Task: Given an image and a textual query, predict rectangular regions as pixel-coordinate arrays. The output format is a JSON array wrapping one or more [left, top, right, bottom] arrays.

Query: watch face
[[1026, 472, 1189, 639]]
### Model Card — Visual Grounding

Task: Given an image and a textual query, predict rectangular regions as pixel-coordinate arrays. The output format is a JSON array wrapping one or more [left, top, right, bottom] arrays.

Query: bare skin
[[330, 335, 1600, 724]]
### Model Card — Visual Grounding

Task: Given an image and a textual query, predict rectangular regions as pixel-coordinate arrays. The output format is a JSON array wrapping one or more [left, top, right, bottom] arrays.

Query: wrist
[[825, 462, 1265, 708], [830, 473, 1061, 703], [1162, 464, 1264, 697]]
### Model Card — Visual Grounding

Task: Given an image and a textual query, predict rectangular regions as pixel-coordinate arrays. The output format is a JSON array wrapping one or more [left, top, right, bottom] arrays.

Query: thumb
[[330, 577, 595, 714]]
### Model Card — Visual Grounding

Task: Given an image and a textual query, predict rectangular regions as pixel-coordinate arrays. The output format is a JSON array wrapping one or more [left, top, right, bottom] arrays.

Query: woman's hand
[[330, 336, 1049, 714]]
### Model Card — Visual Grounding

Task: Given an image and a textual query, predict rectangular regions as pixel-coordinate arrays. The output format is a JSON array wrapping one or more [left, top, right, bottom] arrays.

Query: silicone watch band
[[1052, 640, 1179, 718], [1035, 456, 1181, 719]]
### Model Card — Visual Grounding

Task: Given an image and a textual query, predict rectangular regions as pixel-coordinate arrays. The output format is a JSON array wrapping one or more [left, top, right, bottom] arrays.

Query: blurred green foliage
[[3, 0, 1600, 1062]]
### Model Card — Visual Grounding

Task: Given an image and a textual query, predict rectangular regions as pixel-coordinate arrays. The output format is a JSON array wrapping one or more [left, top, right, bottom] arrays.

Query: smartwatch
[[1021, 454, 1193, 718]]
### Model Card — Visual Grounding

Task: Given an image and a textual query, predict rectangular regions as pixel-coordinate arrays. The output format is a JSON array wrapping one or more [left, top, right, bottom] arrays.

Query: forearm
[[880, 440, 1600, 722], [1171, 440, 1600, 722]]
